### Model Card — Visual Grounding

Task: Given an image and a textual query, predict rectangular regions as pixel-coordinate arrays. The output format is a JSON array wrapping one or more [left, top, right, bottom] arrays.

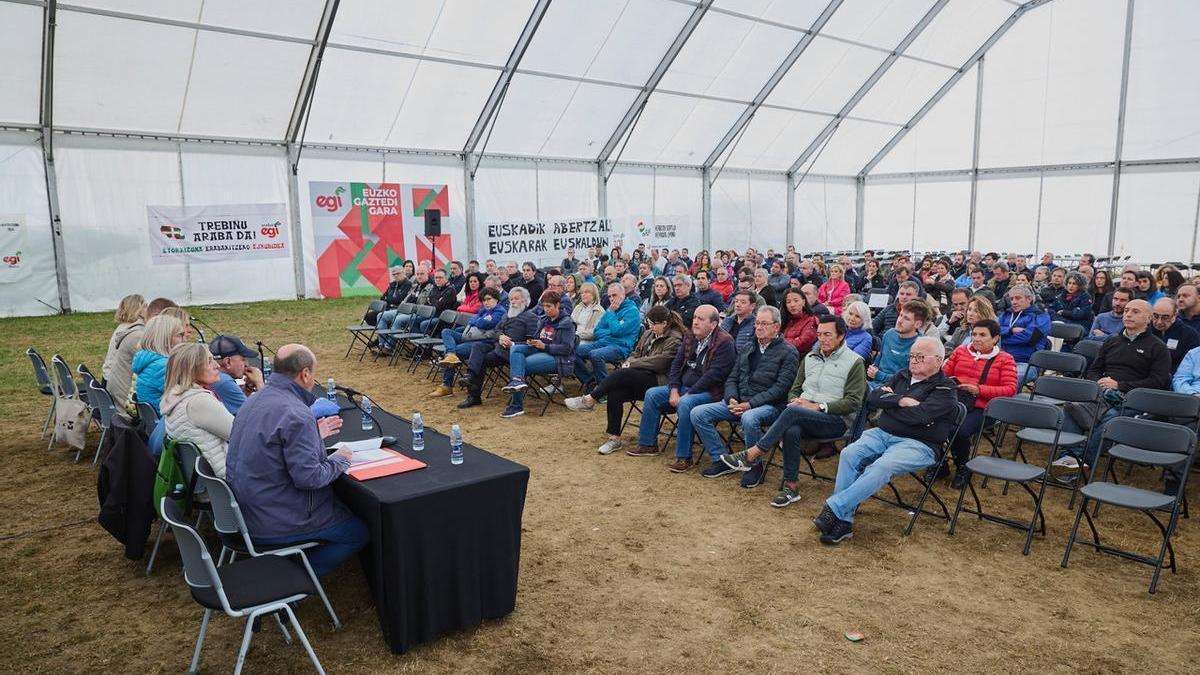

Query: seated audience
[[873, 281, 921, 334], [816, 263, 851, 315], [642, 276, 672, 316], [752, 269, 778, 308], [456, 273, 484, 313], [161, 343, 234, 477], [225, 344, 366, 577], [939, 319, 1017, 488], [376, 268, 432, 349], [814, 336, 957, 544], [380, 266, 411, 310], [208, 335, 264, 415], [711, 267, 735, 303], [942, 288, 971, 340], [781, 287, 818, 355], [690, 306, 800, 483], [857, 259, 885, 293], [945, 294, 996, 352], [693, 270, 726, 311], [416, 268, 461, 334], [498, 291, 576, 418], [565, 306, 685, 454], [719, 315, 866, 506], [574, 285, 641, 390], [132, 313, 187, 413], [1150, 297, 1200, 373], [1090, 270, 1114, 315], [665, 274, 701, 327], [721, 290, 758, 351], [1049, 271, 1094, 332], [998, 285, 1051, 382], [431, 287, 505, 397], [102, 293, 147, 410], [1088, 287, 1133, 341], [1136, 270, 1163, 303], [1176, 283, 1200, 333], [572, 282, 605, 344], [868, 300, 930, 390], [841, 301, 875, 361], [457, 288, 540, 409]]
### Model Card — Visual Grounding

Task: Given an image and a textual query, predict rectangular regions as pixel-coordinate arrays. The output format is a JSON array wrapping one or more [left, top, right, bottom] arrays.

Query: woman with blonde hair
[[132, 313, 187, 413], [573, 282, 605, 344], [160, 306, 194, 342], [102, 293, 146, 408], [160, 343, 234, 477], [945, 295, 996, 351]]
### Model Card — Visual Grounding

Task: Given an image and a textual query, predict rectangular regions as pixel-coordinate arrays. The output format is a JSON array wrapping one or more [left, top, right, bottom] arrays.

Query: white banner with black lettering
[[146, 203, 290, 265], [0, 214, 30, 283], [483, 217, 614, 265]]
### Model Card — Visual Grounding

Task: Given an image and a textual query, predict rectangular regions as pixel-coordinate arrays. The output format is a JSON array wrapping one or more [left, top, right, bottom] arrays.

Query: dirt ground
[[3, 299, 1200, 673]]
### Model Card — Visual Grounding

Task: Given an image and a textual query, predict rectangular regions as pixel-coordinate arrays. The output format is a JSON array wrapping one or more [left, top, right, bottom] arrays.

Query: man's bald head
[[274, 343, 316, 380], [1123, 299, 1152, 333]]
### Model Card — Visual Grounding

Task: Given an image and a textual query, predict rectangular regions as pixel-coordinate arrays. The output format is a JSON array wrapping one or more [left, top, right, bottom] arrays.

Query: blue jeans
[[574, 343, 626, 386], [1015, 362, 1039, 385], [637, 385, 716, 458], [509, 351, 557, 408], [418, 317, 440, 335], [826, 428, 936, 522], [441, 328, 465, 351], [756, 404, 847, 481], [378, 311, 415, 348], [690, 402, 781, 461], [441, 340, 475, 386], [255, 515, 369, 577]]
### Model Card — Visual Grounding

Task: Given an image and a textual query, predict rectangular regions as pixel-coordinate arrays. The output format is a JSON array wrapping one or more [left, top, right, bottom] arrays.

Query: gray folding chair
[[146, 440, 208, 576], [86, 382, 117, 465], [345, 299, 387, 360], [1017, 349, 1087, 399], [950, 397, 1065, 555], [49, 355, 80, 452], [159, 498, 326, 675], [135, 401, 159, 439], [193, 456, 340, 629], [1061, 417, 1197, 594], [1073, 339, 1102, 369], [1049, 321, 1085, 347], [27, 348, 55, 439]]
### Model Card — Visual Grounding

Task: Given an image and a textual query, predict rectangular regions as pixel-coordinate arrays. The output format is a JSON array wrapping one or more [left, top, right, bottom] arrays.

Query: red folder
[[347, 449, 427, 481]]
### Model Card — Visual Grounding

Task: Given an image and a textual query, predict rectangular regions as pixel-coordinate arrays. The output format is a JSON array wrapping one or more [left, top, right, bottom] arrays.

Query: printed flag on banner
[[145, 204, 290, 265], [0, 214, 30, 283], [310, 182, 457, 298]]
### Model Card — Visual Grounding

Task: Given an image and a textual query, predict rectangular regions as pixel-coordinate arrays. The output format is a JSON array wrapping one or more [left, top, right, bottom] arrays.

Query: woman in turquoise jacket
[[132, 313, 186, 413]]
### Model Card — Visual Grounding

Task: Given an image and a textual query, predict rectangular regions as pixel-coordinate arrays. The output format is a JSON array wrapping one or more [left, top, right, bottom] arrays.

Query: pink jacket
[[817, 279, 851, 314]]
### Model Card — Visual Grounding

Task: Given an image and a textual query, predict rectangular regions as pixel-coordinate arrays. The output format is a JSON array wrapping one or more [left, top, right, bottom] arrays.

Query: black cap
[[209, 335, 257, 359]]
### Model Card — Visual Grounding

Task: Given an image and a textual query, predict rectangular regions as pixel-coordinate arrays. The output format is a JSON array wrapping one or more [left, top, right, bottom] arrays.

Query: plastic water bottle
[[450, 424, 464, 465], [412, 413, 425, 452], [327, 378, 337, 402], [262, 360, 272, 379], [361, 397, 374, 432]]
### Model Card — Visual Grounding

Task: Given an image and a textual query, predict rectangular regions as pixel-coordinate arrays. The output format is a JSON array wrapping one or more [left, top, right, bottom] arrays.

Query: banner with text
[[146, 203, 290, 265], [484, 218, 612, 265], [309, 182, 458, 298], [0, 214, 30, 283], [628, 215, 683, 250]]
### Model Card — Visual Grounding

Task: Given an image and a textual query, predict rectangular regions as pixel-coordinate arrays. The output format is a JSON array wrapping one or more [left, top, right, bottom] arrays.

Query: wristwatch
[[819, 403, 828, 413]]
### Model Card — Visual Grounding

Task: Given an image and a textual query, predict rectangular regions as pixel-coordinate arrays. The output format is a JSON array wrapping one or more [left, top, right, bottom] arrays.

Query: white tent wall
[[709, 172, 788, 252], [606, 166, 704, 254], [861, 177, 972, 253], [793, 176, 856, 252], [0, 132, 59, 317], [1115, 167, 1200, 263]]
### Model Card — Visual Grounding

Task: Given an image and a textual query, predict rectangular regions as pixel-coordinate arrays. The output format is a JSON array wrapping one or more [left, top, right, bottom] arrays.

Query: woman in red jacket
[[456, 273, 483, 313], [710, 267, 735, 303], [941, 318, 1018, 488], [816, 263, 851, 315], [781, 288, 818, 354]]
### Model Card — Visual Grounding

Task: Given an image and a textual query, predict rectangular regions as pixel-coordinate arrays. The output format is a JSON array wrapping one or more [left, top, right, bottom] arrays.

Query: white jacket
[[161, 387, 234, 478]]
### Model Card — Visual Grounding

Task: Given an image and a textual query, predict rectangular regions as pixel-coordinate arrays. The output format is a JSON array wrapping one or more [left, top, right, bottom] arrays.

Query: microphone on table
[[334, 384, 365, 398]]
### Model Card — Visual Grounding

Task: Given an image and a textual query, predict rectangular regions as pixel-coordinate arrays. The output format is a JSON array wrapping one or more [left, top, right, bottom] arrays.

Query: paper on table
[[349, 447, 395, 465], [327, 437, 383, 454]]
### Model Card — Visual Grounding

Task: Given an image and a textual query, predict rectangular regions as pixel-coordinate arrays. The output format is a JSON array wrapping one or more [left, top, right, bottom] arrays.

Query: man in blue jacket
[[573, 284, 641, 390], [225, 344, 367, 576], [998, 285, 1051, 382]]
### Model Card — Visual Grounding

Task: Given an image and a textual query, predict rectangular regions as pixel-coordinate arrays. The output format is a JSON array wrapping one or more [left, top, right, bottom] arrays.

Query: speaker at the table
[[424, 209, 442, 237]]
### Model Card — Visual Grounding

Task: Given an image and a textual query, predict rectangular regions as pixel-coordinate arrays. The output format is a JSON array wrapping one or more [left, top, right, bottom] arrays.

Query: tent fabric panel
[[0, 2, 43, 125], [747, 175, 788, 253], [765, 36, 887, 115], [1122, 0, 1200, 161], [619, 94, 745, 166], [382, 61, 499, 151], [711, 174, 752, 252], [863, 181, 915, 251], [485, 75, 639, 159], [806, 120, 899, 175], [912, 178, 970, 252], [853, 58, 956, 126], [904, 0, 1013, 66], [1115, 167, 1200, 263], [722, 108, 831, 172], [972, 174, 1041, 255], [794, 177, 856, 251], [0, 132, 60, 317], [870, 65, 977, 174], [820, 0, 939, 50]]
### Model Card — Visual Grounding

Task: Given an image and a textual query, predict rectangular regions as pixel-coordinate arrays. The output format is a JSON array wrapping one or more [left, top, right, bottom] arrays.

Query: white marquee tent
[[1, 0, 1198, 316]]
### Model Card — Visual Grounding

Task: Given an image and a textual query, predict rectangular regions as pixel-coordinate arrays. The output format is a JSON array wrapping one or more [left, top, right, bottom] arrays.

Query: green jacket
[[788, 342, 867, 427]]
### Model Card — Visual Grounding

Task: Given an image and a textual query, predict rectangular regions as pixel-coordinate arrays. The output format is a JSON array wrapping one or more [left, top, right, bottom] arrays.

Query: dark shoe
[[458, 373, 475, 389], [702, 462, 737, 479], [666, 457, 694, 473], [500, 404, 525, 418], [456, 396, 481, 409], [740, 463, 765, 488], [813, 504, 836, 534], [501, 378, 527, 393], [771, 485, 802, 508], [813, 442, 839, 460], [950, 466, 971, 490], [923, 462, 950, 484], [626, 444, 661, 457], [819, 518, 854, 545]]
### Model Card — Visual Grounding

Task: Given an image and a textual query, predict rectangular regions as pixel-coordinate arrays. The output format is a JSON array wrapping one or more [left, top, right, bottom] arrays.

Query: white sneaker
[[565, 395, 595, 412], [541, 384, 563, 395], [598, 437, 623, 455], [1050, 455, 1081, 479], [1052, 455, 1080, 470]]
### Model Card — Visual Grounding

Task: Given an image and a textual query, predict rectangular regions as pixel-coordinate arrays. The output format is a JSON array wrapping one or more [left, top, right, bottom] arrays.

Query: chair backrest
[[1102, 417, 1197, 464], [160, 497, 226, 605], [396, 302, 414, 315], [1122, 388, 1200, 426], [1032, 375, 1100, 404], [173, 440, 204, 498], [985, 396, 1064, 431], [194, 457, 244, 538], [87, 381, 117, 428], [1073, 339, 1101, 367], [415, 304, 436, 319], [455, 311, 474, 327], [50, 355, 78, 398], [1049, 321, 1085, 342], [136, 401, 159, 438], [78, 367, 97, 393], [1027, 349, 1087, 376], [362, 299, 387, 323], [438, 309, 458, 325], [27, 348, 52, 390]]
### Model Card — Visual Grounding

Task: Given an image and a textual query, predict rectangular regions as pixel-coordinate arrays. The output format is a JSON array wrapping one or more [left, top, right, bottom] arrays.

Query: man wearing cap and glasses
[[209, 335, 264, 415]]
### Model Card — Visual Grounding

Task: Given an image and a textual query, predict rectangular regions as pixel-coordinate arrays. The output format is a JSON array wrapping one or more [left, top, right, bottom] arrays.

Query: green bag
[[152, 438, 186, 519]]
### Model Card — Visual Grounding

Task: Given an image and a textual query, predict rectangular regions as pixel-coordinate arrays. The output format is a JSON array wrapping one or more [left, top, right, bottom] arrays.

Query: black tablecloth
[[324, 393, 530, 654]]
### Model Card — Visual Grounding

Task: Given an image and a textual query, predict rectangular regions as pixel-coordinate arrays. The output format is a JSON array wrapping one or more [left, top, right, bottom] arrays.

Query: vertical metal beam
[[859, 0, 1054, 176], [284, 142, 307, 298], [967, 57, 985, 250], [701, 167, 712, 251], [597, 0, 713, 164], [286, 0, 341, 144], [597, 161, 608, 222], [785, 172, 796, 246], [702, 0, 843, 168], [463, 0, 553, 156], [788, 0, 950, 175], [1106, 0, 1135, 258], [39, 0, 70, 312], [854, 176, 865, 250], [462, 153, 478, 261]]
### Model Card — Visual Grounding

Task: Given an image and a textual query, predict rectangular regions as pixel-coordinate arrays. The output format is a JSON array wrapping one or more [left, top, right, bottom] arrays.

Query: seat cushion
[[1080, 482, 1175, 511], [1107, 445, 1188, 468], [966, 455, 1045, 482], [1016, 427, 1086, 447], [191, 555, 315, 611]]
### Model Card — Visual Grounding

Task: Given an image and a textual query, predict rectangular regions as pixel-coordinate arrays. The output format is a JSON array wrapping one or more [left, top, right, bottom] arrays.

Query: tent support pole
[[40, 0, 70, 312], [285, 142, 307, 298], [1106, 0, 1135, 258], [968, 57, 985, 251], [464, 153, 478, 261], [702, 167, 712, 251], [854, 176, 864, 251], [786, 172, 796, 247]]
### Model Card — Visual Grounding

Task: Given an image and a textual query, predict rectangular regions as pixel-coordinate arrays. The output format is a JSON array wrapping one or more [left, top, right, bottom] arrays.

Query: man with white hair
[[457, 287, 540, 409], [813, 336, 958, 545]]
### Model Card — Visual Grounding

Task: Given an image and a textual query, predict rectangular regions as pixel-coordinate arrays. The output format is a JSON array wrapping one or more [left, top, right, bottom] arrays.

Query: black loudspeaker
[[424, 209, 442, 237]]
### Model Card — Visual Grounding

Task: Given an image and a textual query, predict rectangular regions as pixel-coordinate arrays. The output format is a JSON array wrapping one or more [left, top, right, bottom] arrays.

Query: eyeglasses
[[1152, 313, 1174, 321], [908, 353, 941, 363], [753, 320, 777, 326]]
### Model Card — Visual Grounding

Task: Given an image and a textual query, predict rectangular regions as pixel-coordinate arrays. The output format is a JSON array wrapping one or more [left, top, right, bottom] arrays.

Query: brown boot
[[439, 353, 461, 367], [429, 385, 454, 398], [666, 457, 694, 473], [626, 444, 662, 458]]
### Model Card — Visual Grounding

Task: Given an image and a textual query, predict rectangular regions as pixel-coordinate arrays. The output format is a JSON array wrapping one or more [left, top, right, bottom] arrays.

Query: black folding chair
[[879, 401, 969, 535], [1061, 417, 1197, 594], [147, 440, 209, 576], [426, 311, 475, 381], [386, 305, 436, 366], [950, 397, 1065, 555], [1119, 388, 1200, 517], [407, 309, 458, 374], [524, 336, 583, 417], [1016, 349, 1087, 399], [27, 348, 56, 440], [159, 498, 327, 674], [1072, 339, 1102, 370], [344, 299, 388, 360], [49, 355, 80, 452], [760, 405, 869, 485], [1050, 321, 1085, 349], [1005, 376, 1101, 506]]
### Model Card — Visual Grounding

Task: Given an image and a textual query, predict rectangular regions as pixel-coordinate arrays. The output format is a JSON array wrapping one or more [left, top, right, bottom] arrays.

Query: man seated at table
[[814, 336, 957, 545], [690, 305, 799, 484], [498, 291, 576, 418], [625, 306, 737, 473], [208, 334, 265, 415], [457, 288, 540, 409], [719, 315, 866, 506], [225, 344, 367, 576], [572, 284, 641, 391]]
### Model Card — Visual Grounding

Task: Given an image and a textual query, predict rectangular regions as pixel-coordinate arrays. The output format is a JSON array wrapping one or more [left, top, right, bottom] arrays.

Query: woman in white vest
[[160, 343, 234, 477]]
